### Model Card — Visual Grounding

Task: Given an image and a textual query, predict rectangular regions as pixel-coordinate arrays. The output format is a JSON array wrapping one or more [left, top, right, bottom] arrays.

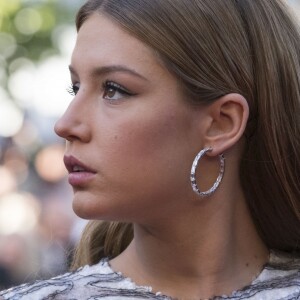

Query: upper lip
[[63, 155, 97, 174]]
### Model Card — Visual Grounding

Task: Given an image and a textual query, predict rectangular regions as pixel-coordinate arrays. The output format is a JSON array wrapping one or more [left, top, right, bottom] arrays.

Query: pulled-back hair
[[71, 0, 300, 269]]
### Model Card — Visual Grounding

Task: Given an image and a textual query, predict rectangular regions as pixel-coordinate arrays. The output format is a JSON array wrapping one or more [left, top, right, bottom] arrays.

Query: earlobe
[[204, 93, 249, 156]]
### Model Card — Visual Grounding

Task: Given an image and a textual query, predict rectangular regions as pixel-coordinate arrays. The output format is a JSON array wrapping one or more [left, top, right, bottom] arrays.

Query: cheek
[[107, 112, 178, 160], [99, 108, 193, 196]]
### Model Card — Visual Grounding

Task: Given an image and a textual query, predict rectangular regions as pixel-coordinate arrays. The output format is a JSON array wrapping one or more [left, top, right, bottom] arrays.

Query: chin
[[71, 193, 124, 221], [72, 195, 103, 220]]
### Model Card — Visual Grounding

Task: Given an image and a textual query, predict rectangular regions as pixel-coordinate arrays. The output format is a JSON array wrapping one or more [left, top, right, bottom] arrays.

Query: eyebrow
[[68, 65, 148, 81]]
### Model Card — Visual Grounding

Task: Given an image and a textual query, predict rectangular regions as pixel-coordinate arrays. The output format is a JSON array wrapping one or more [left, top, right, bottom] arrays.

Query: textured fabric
[[1, 251, 300, 300]]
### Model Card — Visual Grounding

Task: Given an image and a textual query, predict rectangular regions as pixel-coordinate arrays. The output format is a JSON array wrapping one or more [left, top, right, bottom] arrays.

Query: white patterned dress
[[1, 251, 300, 300]]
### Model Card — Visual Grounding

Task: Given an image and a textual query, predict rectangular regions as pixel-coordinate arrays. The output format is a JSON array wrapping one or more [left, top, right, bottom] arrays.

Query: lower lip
[[68, 172, 96, 186]]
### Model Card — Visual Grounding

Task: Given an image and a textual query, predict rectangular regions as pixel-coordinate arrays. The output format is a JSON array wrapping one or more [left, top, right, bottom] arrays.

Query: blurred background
[[0, 0, 86, 289], [0, 0, 300, 291]]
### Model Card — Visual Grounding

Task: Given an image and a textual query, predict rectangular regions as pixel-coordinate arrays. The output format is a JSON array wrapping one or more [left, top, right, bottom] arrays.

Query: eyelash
[[67, 84, 79, 96], [102, 81, 133, 99], [67, 81, 134, 99]]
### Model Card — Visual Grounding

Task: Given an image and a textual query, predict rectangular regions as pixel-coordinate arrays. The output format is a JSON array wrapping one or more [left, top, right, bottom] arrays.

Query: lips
[[64, 156, 96, 174], [63, 155, 96, 186]]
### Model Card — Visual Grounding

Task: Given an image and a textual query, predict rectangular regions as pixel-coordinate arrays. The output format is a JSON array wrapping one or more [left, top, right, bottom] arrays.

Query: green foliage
[[0, 0, 78, 92]]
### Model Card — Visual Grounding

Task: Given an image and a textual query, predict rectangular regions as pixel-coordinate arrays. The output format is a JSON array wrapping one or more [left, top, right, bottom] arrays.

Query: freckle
[[114, 135, 118, 140], [246, 263, 249, 267]]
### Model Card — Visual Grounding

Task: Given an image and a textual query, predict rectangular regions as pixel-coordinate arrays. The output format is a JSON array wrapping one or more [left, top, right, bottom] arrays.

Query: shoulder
[[224, 251, 300, 300], [0, 259, 166, 300], [0, 262, 102, 300]]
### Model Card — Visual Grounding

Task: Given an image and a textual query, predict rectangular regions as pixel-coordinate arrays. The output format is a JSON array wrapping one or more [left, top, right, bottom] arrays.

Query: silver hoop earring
[[190, 147, 225, 197]]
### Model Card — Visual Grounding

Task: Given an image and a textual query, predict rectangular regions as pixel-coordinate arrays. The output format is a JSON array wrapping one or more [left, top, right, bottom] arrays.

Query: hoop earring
[[190, 147, 225, 197]]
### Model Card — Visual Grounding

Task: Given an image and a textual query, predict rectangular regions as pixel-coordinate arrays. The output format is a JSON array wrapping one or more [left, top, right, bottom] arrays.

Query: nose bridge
[[54, 96, 90, 142]]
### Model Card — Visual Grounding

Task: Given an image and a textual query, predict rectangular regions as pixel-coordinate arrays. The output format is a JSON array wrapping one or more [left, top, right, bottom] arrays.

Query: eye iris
[[107, 88, 116, 98]]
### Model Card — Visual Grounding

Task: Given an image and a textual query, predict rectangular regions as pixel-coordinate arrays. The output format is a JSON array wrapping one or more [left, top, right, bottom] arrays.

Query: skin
[[55, 13, 268, 300]]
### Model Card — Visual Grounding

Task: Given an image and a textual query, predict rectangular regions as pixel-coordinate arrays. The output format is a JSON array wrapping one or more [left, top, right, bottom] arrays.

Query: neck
[[110, 189, 268, 299]]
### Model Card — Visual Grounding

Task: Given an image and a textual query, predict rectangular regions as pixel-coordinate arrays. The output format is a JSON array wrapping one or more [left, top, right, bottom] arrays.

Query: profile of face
[[54, 13, 209, 223]]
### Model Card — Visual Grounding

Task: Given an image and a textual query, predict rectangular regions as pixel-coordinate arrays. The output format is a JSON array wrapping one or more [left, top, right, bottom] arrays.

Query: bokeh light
[[8, 39, 75, 119], [0, 32, 17, 59], [13, 120, 40, 149], [3, 146, 29, 184], [0, 167, 17, 196], [34, 144, 67, 182], [0, 192, 40, 235], [0, 88, 24, 137], [14, 8, 42, 36]]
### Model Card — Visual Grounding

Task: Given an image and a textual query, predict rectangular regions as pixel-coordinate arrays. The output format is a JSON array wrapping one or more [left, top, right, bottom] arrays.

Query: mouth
[[64, 155, 97, 187], [63, 155, 96, 174]]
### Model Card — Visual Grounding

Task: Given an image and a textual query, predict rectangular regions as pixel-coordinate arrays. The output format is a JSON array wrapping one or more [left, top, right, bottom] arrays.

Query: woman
[[1, 0, 300, 299]]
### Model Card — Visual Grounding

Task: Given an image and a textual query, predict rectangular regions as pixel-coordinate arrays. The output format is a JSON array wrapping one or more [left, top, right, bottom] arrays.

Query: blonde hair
[[71, 0, 300, 269]]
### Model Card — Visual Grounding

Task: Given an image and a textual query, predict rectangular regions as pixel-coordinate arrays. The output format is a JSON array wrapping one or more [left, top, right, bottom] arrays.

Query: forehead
[[72, 13, 158, 73]]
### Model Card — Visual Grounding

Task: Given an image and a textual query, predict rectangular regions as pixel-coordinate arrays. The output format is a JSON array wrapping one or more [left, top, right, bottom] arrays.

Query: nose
[[54, 98, 91, 143]]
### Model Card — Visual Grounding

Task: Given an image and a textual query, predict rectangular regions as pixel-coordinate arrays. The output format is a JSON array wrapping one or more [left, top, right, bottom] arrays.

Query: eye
[[67, 83, 80, 96], [103, 81, 134, 101]]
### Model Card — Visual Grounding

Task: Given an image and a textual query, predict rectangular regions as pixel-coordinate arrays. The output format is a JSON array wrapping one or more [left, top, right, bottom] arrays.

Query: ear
[[203, 93, 249, 156]]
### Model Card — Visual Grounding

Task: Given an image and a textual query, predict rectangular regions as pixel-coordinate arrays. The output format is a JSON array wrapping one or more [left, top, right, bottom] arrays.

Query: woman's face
[[55, 13, 207, 223]]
